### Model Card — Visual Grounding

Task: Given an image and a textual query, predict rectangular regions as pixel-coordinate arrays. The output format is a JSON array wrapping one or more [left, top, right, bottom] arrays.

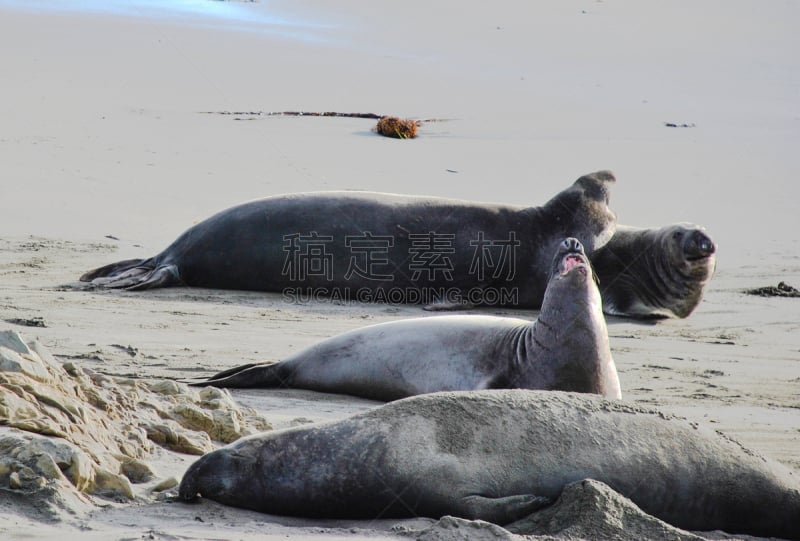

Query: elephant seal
[[591, 224, 716, 318], [192, 238, 621, 400], [178, 390, 800, 540], [81, 171, 617, 309]]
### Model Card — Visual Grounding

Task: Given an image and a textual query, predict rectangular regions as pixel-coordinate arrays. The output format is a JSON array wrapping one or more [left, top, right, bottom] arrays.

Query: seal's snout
[[561, 237, 584, 255], [683, 230, 715, 260], [555, 238, 589, 276], [179, 459, 203, 502], [179, 449, 247, 506]]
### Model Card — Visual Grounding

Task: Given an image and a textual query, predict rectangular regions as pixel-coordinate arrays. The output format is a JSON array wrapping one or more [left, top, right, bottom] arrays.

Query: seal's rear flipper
[[460, 493, 552, 524], [189, 362, 285, 389], [423, 301, 475, 312], [80, 258, 145, 282], [83, 263, 181, 290], [124, 265, 181, 290]]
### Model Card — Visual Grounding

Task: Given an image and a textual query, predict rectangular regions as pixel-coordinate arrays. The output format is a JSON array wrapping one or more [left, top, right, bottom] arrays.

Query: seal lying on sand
[[179, 390, 800, 540], [191, 238, 621, 400], [591, 224, 716, 318], [81, 171, 617, 310]]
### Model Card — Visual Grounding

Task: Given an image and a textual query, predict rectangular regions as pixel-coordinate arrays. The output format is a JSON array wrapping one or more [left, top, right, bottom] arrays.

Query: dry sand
[[1, 0, 798, 539]]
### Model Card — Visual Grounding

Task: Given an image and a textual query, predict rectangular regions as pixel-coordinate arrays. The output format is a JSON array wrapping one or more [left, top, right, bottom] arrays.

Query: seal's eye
[[672, 231, 684, 241]]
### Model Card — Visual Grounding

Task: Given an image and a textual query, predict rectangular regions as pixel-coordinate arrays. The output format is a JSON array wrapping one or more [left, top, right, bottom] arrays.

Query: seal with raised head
[[179, 390, 800, 540], [590, 224, 716, 318], [192, 238, 621, 401], [81, 171, 617, 309]]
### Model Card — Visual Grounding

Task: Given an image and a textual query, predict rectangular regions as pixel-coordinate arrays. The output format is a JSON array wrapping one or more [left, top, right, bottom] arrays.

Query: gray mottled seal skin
[[178, 390, 800, 540], [591, 224, 716, 318], [80, 171, 617, 309], [192, 238, 621, 400]]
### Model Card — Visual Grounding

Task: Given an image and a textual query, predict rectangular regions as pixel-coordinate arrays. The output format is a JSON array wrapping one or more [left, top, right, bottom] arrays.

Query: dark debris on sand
[[4, 317, 47, 328], [744, 281, 800, 298]]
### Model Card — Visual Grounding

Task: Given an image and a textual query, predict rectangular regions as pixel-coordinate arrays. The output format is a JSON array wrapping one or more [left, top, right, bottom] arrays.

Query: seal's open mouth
[[561, 254, 588, 275], [551, 238, 590, 279]]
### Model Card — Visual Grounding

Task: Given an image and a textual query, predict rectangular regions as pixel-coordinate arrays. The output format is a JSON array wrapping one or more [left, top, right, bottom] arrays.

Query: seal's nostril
[[563, 238, 582, 252]]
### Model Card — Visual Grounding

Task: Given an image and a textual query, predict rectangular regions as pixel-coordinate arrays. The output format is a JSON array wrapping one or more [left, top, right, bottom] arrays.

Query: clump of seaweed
[[202, 110, 441, 139], [744, 281, 800, 298], [376, 116, 419, 139]]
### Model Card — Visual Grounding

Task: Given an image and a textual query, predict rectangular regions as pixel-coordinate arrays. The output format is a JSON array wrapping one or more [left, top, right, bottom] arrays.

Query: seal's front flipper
[[191, 361, 286, 389], [460, 493, 552, 524]]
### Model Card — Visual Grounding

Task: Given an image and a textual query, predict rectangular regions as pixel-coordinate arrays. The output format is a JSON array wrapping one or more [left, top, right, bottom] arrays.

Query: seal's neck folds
[[530, 271, 620, 399]]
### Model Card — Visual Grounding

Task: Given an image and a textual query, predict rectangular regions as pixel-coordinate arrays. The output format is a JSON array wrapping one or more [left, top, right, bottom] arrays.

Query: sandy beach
[[1, 1, 798, 539]]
